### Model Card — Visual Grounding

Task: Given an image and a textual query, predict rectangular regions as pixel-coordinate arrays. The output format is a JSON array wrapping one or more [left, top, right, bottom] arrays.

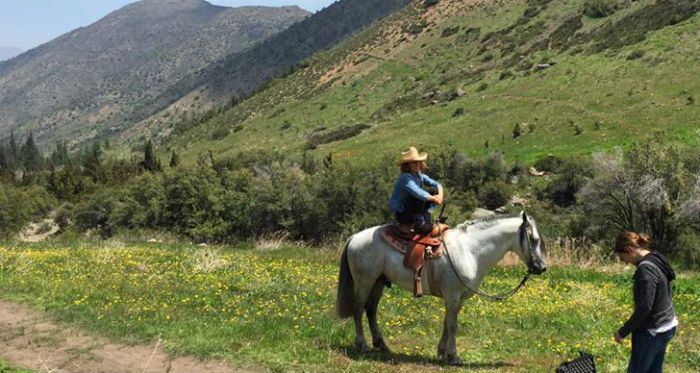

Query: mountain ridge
[[0, 0, 310, 148]]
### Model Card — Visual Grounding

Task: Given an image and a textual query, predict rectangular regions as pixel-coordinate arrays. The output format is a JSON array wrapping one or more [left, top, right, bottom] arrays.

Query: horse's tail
[[336, 238, 355, 319]]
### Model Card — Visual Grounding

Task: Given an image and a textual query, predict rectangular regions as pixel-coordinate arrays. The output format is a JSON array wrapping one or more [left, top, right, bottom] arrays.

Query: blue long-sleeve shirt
[[389, 172, 441, 213]]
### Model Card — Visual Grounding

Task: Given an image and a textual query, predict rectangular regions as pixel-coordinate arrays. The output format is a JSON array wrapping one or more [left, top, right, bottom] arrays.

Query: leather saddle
[[380, 223, 449, 297]]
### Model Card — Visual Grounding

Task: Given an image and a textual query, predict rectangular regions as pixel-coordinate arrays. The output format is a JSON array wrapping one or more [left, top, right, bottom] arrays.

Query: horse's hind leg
[[365, 278, 389, 351], [352, 277, 375, 352], [353, 309, 370, 352]]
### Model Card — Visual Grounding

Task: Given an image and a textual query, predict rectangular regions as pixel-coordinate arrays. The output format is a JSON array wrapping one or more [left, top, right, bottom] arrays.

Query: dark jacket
[[618, 251, 676, 338]]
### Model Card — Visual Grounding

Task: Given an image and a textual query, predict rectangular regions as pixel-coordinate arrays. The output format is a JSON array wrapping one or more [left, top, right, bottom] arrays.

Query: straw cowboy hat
[[397, 146, 428, 165]]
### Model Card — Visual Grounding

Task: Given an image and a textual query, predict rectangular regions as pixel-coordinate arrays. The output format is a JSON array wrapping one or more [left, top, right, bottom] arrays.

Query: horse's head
[[515, 211, 547, 275]]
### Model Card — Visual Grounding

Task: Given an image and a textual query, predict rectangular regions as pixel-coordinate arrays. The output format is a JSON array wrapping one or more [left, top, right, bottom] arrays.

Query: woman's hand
[[430, 195, 443, 205], [614, 332, 622, 344]]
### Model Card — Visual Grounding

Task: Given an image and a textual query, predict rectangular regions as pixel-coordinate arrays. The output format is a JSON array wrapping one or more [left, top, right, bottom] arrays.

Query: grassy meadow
[[0, 240, 697, 372]]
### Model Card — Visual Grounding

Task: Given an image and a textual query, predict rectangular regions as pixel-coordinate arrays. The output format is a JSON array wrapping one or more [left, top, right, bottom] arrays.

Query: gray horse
[[336, 212, 547, 365]]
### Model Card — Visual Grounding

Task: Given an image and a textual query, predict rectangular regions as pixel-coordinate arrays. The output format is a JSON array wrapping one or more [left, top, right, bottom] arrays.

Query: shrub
[[626, 50, 645, 60], [305, 124, 370, 149], [576, 141, 699, 254], [441, 26, 460, 38], [513, 123, 522, 138], [534, 155, 564, 173], [479, 181, 511, 210], [583, 0, 618, 18], [0, 183, 55, 237], [541, 157, 592, 207], [210, 127, 230, 140], [499, 70, 514, 80]]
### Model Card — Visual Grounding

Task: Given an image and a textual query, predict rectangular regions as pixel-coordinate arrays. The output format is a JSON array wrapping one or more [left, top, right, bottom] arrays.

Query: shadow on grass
[[332, 343, 514, 369]]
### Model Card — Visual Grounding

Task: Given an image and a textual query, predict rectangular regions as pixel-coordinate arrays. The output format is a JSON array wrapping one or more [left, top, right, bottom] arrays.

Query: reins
[[440, 225, 532, 301]]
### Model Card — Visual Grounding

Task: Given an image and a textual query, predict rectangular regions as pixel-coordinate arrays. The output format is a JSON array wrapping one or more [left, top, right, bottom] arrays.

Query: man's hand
[[430, 195, 443, 205], [614, 332, 622, 344]]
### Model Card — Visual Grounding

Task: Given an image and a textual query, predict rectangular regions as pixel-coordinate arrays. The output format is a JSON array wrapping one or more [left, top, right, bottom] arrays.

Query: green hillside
[[168, 0, 700, 165]]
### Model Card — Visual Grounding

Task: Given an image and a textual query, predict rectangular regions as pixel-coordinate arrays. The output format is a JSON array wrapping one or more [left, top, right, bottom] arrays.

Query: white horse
[[336, 212, 547, 365]]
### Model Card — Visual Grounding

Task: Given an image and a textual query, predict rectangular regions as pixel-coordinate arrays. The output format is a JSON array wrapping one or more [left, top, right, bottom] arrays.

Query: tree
[[142, 139, 161, 172], [169, 150, 180, 168], [82, 142, 106, 183], [20, 131, 43, 172]]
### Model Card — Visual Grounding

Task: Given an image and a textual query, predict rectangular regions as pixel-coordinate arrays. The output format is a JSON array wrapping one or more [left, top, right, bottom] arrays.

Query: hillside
[[169, 0, 700, 165], [0, 0, 309, 148], [124, 0, 416, 142]]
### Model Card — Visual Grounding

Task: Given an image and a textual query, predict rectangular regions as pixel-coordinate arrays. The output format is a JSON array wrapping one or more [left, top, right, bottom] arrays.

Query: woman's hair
[[614, 231, 651, 253], [400, 161, 427, 173]]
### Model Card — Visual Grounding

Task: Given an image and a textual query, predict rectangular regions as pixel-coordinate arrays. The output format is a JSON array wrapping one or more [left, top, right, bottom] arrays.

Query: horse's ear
[[521, 211, 529, 225]]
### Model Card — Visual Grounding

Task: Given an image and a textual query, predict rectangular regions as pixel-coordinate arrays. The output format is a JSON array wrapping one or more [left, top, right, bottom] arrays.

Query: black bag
[[555, 351, 597, 373]]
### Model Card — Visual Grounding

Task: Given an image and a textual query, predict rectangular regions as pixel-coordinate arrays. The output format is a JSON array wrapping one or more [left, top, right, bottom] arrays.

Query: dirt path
[[0, 301, 257, 373]]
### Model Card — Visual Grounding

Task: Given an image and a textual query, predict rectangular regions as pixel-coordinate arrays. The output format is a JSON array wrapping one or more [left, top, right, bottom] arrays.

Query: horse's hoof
[[373, 339, 390, 352], [447, 355, 463, 366], [355, 341, 371, 353]]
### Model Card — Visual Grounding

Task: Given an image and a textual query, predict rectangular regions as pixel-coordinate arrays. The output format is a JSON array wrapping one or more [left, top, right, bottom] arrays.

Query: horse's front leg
[[437, 315, 448, 359], [440, 295, 465, 366]]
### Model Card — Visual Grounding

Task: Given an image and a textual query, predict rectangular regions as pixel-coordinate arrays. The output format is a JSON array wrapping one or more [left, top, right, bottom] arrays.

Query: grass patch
[[0, 359, 32, 373], [0, 241, 697, 372]]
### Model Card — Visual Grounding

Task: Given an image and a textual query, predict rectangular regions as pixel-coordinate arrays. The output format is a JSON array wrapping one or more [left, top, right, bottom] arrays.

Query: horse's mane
[[455, 213, 521, 231]]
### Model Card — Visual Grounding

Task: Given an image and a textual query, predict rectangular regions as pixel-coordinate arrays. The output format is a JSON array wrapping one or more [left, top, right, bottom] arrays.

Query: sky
[[0, 0, 337, 51]]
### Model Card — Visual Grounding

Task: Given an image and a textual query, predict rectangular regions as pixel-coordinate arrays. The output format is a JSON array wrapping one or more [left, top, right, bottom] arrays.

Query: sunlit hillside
[[168, 0, 700, 165]]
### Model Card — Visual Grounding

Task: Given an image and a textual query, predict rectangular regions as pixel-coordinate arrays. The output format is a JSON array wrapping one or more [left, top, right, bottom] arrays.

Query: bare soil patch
[[0, 301, 257, 373]]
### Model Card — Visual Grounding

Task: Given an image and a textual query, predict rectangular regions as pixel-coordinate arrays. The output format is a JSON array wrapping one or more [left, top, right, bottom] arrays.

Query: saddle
[[380, 223, 449, 297]]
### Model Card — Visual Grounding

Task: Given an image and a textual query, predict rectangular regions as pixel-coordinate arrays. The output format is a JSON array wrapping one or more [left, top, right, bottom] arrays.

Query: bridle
[[441, 221, 536, 301]]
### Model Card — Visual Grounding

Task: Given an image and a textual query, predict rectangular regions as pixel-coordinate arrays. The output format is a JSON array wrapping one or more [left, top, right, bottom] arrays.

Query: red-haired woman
[[613, 231, 677, 373]]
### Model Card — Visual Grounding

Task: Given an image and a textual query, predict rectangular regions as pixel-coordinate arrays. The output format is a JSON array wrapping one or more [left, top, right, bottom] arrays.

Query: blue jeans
[[628, 327, 676, 373], [394, 187, 438, 234]]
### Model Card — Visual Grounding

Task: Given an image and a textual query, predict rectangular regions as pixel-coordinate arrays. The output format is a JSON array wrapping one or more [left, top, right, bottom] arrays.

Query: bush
[[74, 189, 123, 237], [626, 50, 645, 60], [583, 0, 618, 18], [576, 140, 699, 254], [541, 157, 592, 207], [441, 26, 460, 38], [210, 127, 230, 140], [305, 124, 370, 149], [0, 183, 55, 237], [534, 155, 563, 173], [479, 181, 511, 210]]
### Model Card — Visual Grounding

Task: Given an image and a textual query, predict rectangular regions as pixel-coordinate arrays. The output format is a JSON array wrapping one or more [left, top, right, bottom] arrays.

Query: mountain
[[0, 46, 23, 61], [0, 0, 309, 148], [123, 0, 416, 142], [167, 0, 700, 165]]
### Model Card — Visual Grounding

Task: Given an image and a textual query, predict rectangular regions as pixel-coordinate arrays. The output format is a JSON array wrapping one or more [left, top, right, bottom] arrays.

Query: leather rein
[[441, 223, 533, 301]]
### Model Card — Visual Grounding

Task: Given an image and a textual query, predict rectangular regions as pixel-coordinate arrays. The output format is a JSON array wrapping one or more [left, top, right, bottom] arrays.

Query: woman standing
[[389, 146, 443, 234], [613, 231, 678, 373]]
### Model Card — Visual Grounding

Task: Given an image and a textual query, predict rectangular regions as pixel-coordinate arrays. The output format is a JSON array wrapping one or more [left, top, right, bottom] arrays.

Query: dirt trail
[[0, 301, 257, 373]]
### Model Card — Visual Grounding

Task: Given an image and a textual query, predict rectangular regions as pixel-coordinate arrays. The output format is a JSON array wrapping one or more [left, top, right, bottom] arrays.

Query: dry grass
[[253, 231, 291, 251], [184, 247, 230, 274], [498, 237, 618, 270]]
